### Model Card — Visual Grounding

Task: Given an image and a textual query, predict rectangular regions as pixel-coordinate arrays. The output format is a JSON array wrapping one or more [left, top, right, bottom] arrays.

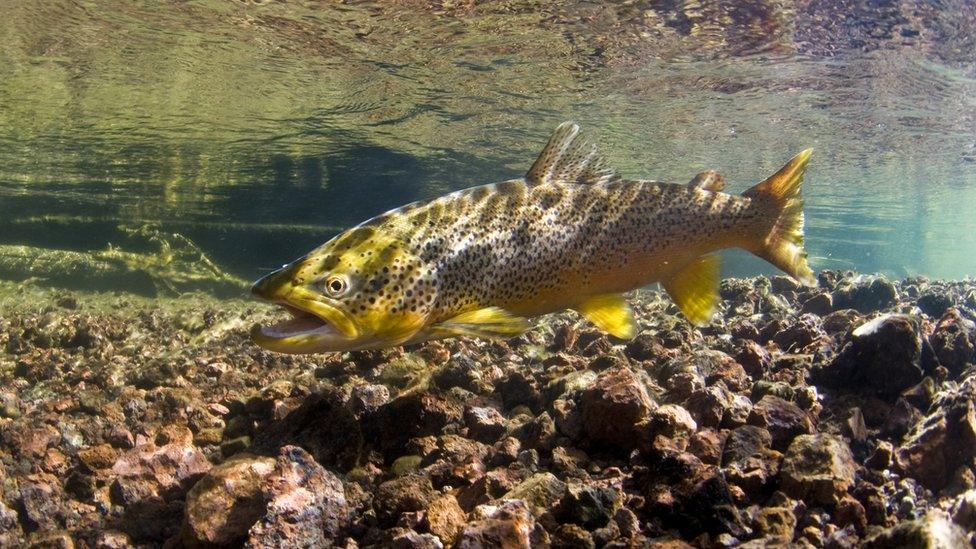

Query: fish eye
[[322, 275, 348, 298]]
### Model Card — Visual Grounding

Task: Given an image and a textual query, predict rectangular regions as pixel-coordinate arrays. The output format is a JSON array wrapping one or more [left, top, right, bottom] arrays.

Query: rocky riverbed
[[0, 271, 974, 547]]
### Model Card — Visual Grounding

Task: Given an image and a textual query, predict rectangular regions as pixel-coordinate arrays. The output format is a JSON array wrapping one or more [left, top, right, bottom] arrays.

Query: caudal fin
[[742, 149, 816, 286]]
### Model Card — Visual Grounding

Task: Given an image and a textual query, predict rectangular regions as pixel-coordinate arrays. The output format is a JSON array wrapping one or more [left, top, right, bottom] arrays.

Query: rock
[[735, 340, 771, 378], [822, 309, 863, 334], [422, 494, 465, 546], [432, 354, 483, 392], [918, 291, 954, 318], [455, 469, 519, 512], [558, 482, 620, 529], [902, 377, 937, 410], [182, 454, 277, 546], [347, 383, 390, 416], [580, 366, 656, 452], [835, 494, 867, 534], [545, 370, 597, 403], [501, 472, 567, 517], [862, 510, 969, 548], [895, 380, 976, 490], [495, 371, 543, 411], [801, 292, 832, 316], [747, 395, 814, 450], [688, 429, 726, 466], [552, 523, 595, 548], [370, 393, 463, 458], [816, 314, 923, 398], [626, 333, 666, 361], [725, 395, 753, 428], [685, 385, 732, 429], [489, 437, 521, 467], [455, 500, 550, 548], [648, 404, 698, 441], [552, 324, 578, 351], [853, 482, 889, 526], [78, 444, 119, 471], [950, 489, 976, 532], [773, 314, 826, 352], [464, 406, 508, 443], [721, 425, 779, 500], [832, 275, 898, 313], [779, 434, 856, 507], [111, 439, 212, 497], [667, 467, 747, 538], [392, 455, 424, 477], [552, 398, 583, 441], [881, 397, 921, 439], [390, 529, 445, 549], [754, 506, 796, 540], [865, 441, 893, 470], [375, 474, 438, 527], [513, 411, 556, 451], [252, 391, 361, 470], [17, 473, 65, 532], [771, 275, 800, 294], [245, 446, 349, 547], [929, 309, 975, 377], [845, 407, 868, 445]]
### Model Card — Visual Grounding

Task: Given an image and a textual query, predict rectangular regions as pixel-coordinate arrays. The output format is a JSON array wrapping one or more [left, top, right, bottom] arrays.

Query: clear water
[[2, 0, 975, 294]]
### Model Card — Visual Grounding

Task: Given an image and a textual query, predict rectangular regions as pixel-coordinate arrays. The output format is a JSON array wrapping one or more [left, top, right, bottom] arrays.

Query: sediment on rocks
[[0, 272, 975, 547]]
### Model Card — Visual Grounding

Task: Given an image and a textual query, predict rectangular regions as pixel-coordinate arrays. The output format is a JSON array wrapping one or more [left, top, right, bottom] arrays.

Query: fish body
[[252, 122, 814, 353]]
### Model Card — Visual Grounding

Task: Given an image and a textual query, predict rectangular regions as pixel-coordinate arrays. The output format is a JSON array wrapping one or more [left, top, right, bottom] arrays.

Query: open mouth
[[255, 304, 339, 339]]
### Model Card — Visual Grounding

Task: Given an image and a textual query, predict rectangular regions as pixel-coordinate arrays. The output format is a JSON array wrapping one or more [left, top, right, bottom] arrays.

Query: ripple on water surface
[[0, 0, 974, 289]]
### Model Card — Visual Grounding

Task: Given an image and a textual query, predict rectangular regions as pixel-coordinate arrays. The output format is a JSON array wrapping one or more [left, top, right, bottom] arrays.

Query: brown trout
[[251, 122, 814, 353]]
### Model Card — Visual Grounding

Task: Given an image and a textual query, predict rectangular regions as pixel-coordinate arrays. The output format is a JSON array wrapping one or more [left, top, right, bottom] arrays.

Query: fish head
[[251, 227, 434, 353]]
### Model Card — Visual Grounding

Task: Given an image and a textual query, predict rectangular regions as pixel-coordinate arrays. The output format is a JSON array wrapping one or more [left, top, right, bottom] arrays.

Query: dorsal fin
[[687, 170, 726, 192], [525, 122, 618, 186]]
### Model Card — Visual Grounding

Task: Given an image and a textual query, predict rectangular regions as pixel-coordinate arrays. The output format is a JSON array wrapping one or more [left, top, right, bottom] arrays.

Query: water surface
[[2, 0, 975, 293]]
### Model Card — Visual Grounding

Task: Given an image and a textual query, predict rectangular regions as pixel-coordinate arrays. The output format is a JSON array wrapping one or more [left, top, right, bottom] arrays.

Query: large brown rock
[[501, 472, 567, 518], [182, 454, 276, 546], [370, 393, 463, 458], [375, 474, 439, 527], [252, 391, 361, 471], [831, 275, 898, 314], [111, 438, 212, 496], [245, 446, 349, 547], [747, 395, 814, 450], [721, 425, 780, 500], [929, 309, 976, 377], [455, 499, 550, 548], [863, 510, 969, 548], [779, 434, 856, 507], [815, 314, 923, 398], [896, 378, 976, 490], [580, 366, 656, 452], [423, 494, 466, 546]]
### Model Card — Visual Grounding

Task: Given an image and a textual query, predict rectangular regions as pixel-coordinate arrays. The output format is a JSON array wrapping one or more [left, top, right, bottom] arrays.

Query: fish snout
[[251, 269, 288, 301]]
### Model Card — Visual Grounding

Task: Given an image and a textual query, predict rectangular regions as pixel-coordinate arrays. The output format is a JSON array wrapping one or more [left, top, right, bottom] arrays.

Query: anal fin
[[431, 307, 530, 340], [575, 294, 637, 339], [662, 254, 721, 326]]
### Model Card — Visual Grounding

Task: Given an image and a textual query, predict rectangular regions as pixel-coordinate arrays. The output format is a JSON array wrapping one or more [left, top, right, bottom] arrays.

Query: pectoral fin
[[430, 307, 531, 340], [575, 294, 637, 339], [662, 254, 721, 326]]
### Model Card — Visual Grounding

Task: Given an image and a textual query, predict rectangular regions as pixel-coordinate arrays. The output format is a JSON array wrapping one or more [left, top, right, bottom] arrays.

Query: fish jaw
[[250, 268, 362, 353]]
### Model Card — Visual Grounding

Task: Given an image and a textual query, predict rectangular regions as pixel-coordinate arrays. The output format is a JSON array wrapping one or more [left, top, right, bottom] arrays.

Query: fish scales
[[251, 122, 815, 353], [379, 179, 754, 321]]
